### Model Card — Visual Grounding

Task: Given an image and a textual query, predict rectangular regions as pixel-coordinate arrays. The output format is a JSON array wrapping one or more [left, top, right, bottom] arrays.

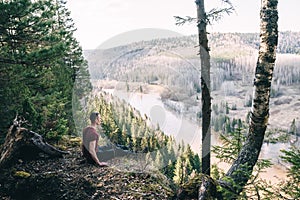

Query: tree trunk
[[223, 0, 279, 194], [196, 0, 212, 176], [0, 119, 69, 169], [194, 0, 278, 199]]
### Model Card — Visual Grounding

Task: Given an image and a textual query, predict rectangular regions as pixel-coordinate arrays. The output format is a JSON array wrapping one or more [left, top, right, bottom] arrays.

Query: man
[[82, 112, 109, 167], [82, 111, 130, 167]]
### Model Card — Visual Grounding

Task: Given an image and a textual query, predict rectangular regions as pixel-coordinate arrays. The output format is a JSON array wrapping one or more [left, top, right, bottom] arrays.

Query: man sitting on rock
[[82, 112, 129, 167]]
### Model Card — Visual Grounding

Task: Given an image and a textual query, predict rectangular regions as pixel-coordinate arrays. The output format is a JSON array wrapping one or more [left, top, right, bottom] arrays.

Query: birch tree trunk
[[223, 0, 278, 194], [196, 0, 212, 176]]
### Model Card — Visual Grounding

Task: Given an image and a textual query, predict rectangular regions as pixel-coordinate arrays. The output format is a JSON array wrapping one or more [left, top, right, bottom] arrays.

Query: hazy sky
[[66, 0, 300, 50]]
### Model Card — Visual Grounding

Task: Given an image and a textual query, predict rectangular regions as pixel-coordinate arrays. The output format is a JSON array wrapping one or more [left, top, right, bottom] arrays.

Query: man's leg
[[114, 146, 131, 157], [97, 146, 115, 161], [97, 145, 131, 161]]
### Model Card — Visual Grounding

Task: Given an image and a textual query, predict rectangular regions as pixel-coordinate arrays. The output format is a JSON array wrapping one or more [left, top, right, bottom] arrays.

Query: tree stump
[[0, 119, 69, 169]]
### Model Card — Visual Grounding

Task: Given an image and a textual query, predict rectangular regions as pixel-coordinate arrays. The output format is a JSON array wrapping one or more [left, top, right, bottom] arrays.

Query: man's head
[[90, 112, 101, 125]]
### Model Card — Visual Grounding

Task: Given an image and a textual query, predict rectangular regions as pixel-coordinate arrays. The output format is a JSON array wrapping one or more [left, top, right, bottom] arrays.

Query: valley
[[84, 31, 300, 185]]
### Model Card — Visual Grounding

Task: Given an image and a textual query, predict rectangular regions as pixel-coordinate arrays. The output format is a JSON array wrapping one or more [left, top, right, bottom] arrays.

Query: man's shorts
[[97, 145, 130, 161]]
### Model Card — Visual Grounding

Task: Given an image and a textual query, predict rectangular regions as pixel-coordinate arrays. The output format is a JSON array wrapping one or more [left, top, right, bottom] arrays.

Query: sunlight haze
[[66, 0, 300, 50]]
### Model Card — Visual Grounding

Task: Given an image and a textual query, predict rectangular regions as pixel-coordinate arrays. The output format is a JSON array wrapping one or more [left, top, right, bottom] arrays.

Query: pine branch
[[174, 16, 197, 26], [206, 7, 234, 24], [174, 1, 235, 26]]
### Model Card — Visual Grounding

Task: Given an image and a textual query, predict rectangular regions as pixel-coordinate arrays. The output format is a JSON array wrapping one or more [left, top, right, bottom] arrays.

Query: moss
[[69, 137, 82, 143], [57, 136, 82, 149], [14, 171, 31, 178]]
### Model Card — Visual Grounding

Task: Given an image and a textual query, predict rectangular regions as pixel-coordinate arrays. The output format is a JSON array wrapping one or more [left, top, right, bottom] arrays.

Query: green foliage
[[173, 156, 185, 185], [214, 160, 275, 199], [217, 175, 239, 199], [46, 118, 69, 141], [213, 128, 276, 199], [174, 0, 234, 26], [212, 128, 245, 163], [91, 94, 166, 153], [264, 129, 290, 143], [279, 147, 300, 199], [211, 101, 243, 135], [204, 155, 272, 199], [172, 144, 200, 186], [241, 159, 274, 199], [211, 164, 224, 181], [0, 0, 91, 142]]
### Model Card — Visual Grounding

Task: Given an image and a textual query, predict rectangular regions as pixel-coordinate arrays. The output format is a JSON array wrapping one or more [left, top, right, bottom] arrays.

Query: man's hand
[[98, 162, 109, 167]]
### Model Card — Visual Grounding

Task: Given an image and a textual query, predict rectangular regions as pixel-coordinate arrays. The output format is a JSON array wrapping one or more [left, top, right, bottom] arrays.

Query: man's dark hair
[[90, 112, 99, 123]]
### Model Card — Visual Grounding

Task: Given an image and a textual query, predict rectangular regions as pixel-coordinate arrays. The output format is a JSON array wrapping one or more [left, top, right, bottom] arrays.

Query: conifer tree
[[289, 119, 297, 135], [173, 156, 184, 185], [155, 150, 164, 168], [163, 159, 175, 179]]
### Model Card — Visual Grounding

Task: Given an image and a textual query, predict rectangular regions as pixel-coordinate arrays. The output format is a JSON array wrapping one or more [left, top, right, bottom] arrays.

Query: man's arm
[[88, 140, 105, 166]]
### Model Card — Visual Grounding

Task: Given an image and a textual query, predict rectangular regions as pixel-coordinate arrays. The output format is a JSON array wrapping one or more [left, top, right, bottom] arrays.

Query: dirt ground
[[0, 143, 173, 200]]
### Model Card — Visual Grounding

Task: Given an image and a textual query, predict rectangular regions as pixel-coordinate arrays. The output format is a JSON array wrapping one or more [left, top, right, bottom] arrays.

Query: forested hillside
[[87, 93, 201, 185], [85, 31, 300, 86], [209, 31, 300, 55]]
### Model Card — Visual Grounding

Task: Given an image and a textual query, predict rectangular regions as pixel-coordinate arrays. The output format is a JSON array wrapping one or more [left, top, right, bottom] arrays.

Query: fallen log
[[0, 118, 69, 169]]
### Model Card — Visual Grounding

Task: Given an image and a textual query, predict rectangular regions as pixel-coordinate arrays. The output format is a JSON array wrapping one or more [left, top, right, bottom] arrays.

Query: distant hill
[[209, 31, 300, 55], [84, 31, 300, 88]]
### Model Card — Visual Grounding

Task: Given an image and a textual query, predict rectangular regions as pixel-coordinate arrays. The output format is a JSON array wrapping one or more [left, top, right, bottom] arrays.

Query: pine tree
[[145, 152, 153, 167], [120, 124, 127, 145], [163, 159, 175, 179], [173, 156, 184, 185], [225, 102, 229, 114], [141, 137, 149, 152], [155, 150, 164, 168], [193, 154, 201, 173], [289, 119, 297, 135]]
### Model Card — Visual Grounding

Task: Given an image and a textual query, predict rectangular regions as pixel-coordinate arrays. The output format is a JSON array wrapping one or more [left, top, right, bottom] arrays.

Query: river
[[105, 89, 291, 183]]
